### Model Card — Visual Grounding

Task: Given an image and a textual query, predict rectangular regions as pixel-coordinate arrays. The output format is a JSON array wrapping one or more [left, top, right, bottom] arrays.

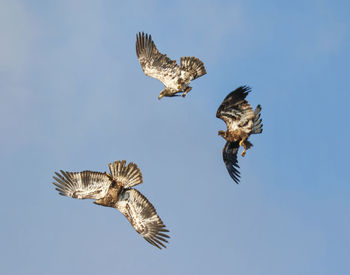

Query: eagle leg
[[182, 87, 192, 97], [239, 138, 247, 157]]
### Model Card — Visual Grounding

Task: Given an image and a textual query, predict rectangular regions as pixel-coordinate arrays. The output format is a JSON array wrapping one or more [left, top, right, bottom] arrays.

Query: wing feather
[[136, 32, 180, 86], [216, 86, 255, 133], [53, 170, 112, 199], [108, 160, 143, 188], [223, 141, 241, 184], [115, 189, 170, 249]]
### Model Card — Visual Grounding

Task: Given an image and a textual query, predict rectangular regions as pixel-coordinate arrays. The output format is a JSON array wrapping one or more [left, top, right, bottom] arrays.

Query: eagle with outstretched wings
[[53, 160, 169, 249], [216, 86, 263, 184], [136, 32, 207, 99]]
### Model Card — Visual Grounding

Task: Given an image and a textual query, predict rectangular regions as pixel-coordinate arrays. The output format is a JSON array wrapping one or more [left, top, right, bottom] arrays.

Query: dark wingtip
[[223, 141, 241, 184]]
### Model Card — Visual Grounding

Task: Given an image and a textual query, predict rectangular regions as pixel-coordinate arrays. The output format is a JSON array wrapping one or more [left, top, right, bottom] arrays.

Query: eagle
[[136, 32, 207, 99], [52, 160, 170, 249], [216, 86, 263, 184]]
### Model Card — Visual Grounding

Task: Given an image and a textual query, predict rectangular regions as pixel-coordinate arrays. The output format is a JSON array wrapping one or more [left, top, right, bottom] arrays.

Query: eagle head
[[158, 89, 170, 100], [158, 88, 179, 100], [94, 198, 105, 206]]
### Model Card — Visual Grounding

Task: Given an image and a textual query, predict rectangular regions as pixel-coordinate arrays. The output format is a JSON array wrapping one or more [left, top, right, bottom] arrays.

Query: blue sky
[[1, 0, 349, 274]]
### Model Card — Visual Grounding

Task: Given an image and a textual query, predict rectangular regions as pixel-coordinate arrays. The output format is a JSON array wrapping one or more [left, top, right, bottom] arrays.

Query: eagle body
[[216, 86, 263, 183], [53, 160, 169, 249], [94, 182, 123, 208], [136, 32, 207, 99]]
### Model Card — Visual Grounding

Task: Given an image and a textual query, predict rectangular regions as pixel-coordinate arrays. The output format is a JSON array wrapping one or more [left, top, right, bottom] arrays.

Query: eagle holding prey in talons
[[136, 32, 207, 99], [216, 86, 263, 184], [52, 160, 170, 249]]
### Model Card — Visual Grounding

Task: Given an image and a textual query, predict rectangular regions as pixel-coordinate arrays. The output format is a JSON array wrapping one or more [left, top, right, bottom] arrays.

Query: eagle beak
[[158, 94, 164, 100], [94, 199, 102, 205]]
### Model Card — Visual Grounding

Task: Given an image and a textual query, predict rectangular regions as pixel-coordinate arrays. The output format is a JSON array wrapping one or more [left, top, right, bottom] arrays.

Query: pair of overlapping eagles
[[53, 32, 263, 249]]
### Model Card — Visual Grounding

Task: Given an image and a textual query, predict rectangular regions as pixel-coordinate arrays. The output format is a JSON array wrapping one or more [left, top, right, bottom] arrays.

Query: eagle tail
[[180, 57, 207, 80], [108, 160, 143, 188], [252, 104, 263, 134]]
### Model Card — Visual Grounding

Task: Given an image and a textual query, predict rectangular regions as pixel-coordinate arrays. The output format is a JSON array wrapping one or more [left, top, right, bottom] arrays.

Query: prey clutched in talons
[[182, 87, 192, 97]]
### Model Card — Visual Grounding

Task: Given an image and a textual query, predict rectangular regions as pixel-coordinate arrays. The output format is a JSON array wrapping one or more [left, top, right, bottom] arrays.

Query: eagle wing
[[136, 32, 181, 87], [53, 170, 112, 199], [216, 86, 255, 133], [116, 189, 170, 249], [223, 141, 240, 184]]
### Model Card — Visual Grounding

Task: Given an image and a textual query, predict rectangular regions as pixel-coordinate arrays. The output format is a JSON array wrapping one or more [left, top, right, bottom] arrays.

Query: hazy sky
[[1, 1, 349, 274]]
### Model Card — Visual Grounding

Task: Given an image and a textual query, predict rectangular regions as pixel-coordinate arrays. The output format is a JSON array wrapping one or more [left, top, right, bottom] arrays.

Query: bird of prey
[[136, 32, 207, 99], [52, 160, 170, 249], [216, 86, 263, 183]]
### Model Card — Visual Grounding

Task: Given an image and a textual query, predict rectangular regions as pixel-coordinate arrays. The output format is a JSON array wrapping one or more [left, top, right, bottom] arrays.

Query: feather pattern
[[116, 189, 170, 249], [252, 105, 263, 134], [136, 32, 206, 97], [136, 32, 181, 87], [53, 170, 111, 199], [108, 160, 143, 188], [223, 142, 240, 184], [216, 86, 255, 136], [216, 86, 263, 183], [52, 161, 170, 249]]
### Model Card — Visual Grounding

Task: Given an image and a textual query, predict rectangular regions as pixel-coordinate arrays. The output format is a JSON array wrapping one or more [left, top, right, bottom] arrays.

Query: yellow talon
[[239, 138, 247, 157], [239, 137, 246, 146], [182, 87, 192, 97]]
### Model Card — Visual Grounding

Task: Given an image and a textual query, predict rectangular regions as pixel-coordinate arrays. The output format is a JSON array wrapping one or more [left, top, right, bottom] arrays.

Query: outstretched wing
[[216, 86, 255, 133], [136, 32, 181, 87], [53, 170, 112, 199], [116, 189, 170, 249], [223, 141, 240, 184]]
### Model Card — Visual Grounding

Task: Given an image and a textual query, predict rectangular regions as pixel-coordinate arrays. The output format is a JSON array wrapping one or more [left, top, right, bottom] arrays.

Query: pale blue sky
[[1, 1, 349, 274]]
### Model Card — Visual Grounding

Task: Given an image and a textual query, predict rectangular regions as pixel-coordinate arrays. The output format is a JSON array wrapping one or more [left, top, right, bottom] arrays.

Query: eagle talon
[[182, 87, 192, 97], [239, 138, 247, 157], [239, 139, 245, 146]]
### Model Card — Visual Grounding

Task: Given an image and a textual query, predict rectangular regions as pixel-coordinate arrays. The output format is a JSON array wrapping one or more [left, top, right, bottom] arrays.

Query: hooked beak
[[94, 199, 102, 205], [158, 94, 164, 100]]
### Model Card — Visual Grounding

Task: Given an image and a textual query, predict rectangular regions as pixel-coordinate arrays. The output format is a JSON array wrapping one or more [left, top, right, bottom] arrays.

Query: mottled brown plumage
[[216, 86, 263, 183], [53, 160, 169, 249], [136, 32, 207, 99]]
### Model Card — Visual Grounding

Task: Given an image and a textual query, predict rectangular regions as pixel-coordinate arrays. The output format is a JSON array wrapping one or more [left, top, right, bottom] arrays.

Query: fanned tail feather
[[108, 160, 143, 188], [180, 56, 207, 80], [252, 104, 263, 134]]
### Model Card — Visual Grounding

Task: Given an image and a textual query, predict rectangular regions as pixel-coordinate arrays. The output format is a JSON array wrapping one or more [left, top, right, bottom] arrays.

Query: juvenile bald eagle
[[136, 32, 207, 99], [216, 86, 263, 183], [53, 160, 169, 249]]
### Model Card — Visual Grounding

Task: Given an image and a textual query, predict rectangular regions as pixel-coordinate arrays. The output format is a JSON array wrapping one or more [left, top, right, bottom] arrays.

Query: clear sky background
[[1, 0, 349, 274]]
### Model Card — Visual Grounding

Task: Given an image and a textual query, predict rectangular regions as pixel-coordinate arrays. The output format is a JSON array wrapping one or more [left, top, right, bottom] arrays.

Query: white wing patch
[[115, 189, 169, 249], [53, 170, 111, 199]]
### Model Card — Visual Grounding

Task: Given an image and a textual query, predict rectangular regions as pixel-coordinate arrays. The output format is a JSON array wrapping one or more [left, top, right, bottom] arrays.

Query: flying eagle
[[216, 86, 263, 183], [52, 160, 170, 249], [136, 32, 207, 99]]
